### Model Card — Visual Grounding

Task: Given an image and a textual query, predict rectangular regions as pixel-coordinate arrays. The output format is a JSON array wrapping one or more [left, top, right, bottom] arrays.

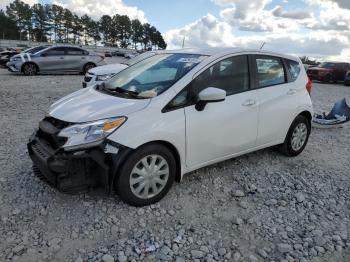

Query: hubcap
[[291, 123, 308, 151], [129, 155, 169, 199]]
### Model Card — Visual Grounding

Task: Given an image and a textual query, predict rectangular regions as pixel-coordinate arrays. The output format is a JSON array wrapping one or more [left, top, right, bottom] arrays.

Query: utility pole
[[182, 36, 185, 48]]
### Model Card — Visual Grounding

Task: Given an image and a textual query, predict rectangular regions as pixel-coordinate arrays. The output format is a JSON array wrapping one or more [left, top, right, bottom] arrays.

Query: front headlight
[[58, 117, 126, 149], [96, 73, 115, 81]]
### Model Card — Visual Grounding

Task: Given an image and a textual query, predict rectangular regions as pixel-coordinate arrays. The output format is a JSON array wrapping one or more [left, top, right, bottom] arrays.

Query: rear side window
[[192, 55, 249, 96], [285, 59, 301, 81], [256, 56, 286, 88], [66, 47, 85, 55], [45, 47, 65, 56]]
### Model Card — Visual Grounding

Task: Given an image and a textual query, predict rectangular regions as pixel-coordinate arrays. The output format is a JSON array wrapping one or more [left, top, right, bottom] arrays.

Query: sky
[[1, 0, 350, 61]]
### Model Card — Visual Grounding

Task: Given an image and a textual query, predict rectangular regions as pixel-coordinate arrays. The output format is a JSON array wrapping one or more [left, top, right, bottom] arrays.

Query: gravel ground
[[0, 68, 349, 262]]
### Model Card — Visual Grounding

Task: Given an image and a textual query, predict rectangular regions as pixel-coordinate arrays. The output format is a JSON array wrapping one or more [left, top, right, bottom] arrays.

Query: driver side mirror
[[195, 87, 226, 111], [40, 53, 47, 57]]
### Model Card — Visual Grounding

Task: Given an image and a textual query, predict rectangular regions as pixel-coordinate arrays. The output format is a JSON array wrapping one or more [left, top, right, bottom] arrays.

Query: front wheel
[[279, 115, 311, 157], [115, 144, 176, 206], [22, 63, 38, 76]]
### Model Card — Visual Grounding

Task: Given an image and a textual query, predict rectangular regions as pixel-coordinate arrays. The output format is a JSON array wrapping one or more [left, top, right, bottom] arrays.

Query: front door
[[185, 55, 259, 168]]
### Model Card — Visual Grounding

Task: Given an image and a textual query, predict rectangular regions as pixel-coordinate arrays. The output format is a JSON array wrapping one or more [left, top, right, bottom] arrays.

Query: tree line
[[0, 0, 167, 50]]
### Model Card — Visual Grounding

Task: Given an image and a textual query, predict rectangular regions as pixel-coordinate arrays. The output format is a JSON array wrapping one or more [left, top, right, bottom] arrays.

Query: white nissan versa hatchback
[[28, 48, 313, 206]]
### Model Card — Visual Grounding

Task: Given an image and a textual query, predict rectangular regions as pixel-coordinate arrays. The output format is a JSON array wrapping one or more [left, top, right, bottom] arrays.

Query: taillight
[[306, 77, 312, 95]]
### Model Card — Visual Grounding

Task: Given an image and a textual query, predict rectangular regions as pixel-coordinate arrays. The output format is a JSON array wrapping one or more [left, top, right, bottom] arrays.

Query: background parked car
[[7, 45, 106, 76], [83, 51, 156, 88], [124, 52, 138, 59], [344, 71, 350, 86], [105, 52, 112, 57], [112, 50, 126, 57], [0, 50, 18, 67], [307, 62, 350, 83]]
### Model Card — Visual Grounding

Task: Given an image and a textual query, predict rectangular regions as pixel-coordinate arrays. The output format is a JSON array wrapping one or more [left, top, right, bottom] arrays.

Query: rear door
[[64, 47, 87, 72], [254, 55, 298, 146], [35, 47, 66, 72]]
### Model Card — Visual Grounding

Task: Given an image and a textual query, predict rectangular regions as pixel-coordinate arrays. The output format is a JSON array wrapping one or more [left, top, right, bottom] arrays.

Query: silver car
[[6, 46, 106, 75]]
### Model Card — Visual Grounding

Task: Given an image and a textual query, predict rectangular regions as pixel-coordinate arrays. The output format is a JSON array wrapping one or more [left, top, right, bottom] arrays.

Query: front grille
[[37, 117, 71, 149], [32, 142, 49, 158], [84, 76, 93, 82]]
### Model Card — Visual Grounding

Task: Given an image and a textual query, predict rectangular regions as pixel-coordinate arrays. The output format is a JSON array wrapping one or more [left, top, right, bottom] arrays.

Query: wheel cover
[[129, 154, 169, 199], [291, 123, 308, 151], [25, 64, 36, 75]]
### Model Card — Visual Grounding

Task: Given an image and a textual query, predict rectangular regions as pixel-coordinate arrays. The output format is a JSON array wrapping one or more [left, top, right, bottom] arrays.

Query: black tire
[[279, 115, 311, 157], [115, 144, 176, 206], [83, 63, 95, 74], [22, 63, 38, 76]]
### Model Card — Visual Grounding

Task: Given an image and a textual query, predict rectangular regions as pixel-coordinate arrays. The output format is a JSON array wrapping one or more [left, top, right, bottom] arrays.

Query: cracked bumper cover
[[27, 132, 131, 194]]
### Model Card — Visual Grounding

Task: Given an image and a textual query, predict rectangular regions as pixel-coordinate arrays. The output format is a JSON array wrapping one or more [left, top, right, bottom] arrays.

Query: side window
[[45, 47, 65, 56], [285, 59, 301, 82], [165, 88, 189, 111], [192, 55, 249, 96], [66, 47, 85, 55], [256, 56, 286, 88]]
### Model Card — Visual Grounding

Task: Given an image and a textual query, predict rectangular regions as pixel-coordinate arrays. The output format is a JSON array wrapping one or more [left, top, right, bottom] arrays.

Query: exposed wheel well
[[83, 62, 96, 72], [21, 62, 39, 73], [137, 141, 182, 183], [298, 111, 312, 126]]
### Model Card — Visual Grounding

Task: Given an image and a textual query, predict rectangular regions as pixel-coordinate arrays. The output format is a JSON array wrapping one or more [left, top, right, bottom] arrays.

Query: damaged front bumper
[[27, 117, 131, 194], [6, 61, 21, 72]]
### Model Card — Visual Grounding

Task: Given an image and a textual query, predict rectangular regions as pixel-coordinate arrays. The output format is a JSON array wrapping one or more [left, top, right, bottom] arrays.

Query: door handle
[[59, 57, 64, 59], [287, 89, 297, 95], [242, 99, 256, 107]]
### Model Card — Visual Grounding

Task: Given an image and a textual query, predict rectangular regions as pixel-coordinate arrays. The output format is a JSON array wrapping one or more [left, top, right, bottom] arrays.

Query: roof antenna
[[260, 42, 266, 50]]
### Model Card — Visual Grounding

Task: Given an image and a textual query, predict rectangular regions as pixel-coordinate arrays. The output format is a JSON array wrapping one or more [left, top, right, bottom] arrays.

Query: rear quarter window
[[285, 59, 301, 81]]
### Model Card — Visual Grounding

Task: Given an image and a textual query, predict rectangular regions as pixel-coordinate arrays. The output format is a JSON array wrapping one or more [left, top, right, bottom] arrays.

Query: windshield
[[319, 62, 336, 69], [123, 52, 156, 66], [104, 53, 207, 98], [23, 46, 49, 54]]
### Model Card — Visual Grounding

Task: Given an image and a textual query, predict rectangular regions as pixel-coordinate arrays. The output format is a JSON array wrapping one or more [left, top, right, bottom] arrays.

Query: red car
[[307, 62, 350, 83]]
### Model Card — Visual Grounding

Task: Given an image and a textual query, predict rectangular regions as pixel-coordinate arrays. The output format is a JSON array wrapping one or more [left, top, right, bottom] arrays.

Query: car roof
[[163, 47, 300, 62]]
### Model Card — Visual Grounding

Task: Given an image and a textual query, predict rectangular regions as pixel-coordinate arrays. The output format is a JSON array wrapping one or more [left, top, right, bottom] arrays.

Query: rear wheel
[[115, 144, 176, 206], [83, 63, 95, 74], [279, 115, 311, 157], [22, 63, 38, 76]]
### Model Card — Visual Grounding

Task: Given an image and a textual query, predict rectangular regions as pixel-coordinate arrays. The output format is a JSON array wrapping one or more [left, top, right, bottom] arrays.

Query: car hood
[[88, 63, 128, 75], [49, 87, 150, 123]]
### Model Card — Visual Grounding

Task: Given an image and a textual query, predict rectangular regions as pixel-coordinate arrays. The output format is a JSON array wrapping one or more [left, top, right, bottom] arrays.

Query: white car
[[82, 51, 156, 88], [28, 48, 313, 206]]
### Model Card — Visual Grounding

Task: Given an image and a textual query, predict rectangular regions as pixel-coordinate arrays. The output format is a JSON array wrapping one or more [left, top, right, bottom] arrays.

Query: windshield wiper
[[114, 87, 140, 98], [101, 82, 140, 98]]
